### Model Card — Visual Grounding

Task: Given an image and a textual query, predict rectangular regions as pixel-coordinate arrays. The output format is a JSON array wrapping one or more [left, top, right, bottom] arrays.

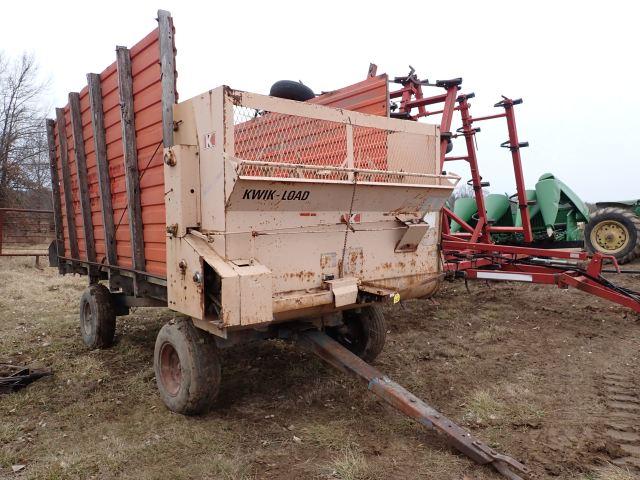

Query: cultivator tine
[[299, 330, 533, 480]]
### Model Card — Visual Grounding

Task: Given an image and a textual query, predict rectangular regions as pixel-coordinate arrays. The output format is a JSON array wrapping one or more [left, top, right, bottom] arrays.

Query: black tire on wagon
[[269, 80, 315, 101], [79, 283, 116, 349], [328, 305, 387, 363], [154, 318, 221, 415]]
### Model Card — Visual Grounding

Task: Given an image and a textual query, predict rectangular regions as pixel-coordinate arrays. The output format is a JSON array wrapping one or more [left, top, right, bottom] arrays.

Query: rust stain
[[283, 271, 315, 281], [225, 86, 242, 105]]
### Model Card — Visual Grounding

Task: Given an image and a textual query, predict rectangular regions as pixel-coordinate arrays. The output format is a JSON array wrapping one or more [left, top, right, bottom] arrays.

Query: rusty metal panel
[[236, 264, 273, 326], [325, 277, 358, 307], [311, 74, 389, 116], [166, 235, 203, 319], [164, 145, 200, 237]]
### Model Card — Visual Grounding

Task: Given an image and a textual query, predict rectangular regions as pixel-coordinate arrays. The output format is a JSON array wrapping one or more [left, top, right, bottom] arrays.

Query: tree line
[[0, 52, 51, 210]]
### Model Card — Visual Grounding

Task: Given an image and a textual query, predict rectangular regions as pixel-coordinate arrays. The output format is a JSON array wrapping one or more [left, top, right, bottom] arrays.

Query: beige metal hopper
[[164, 86, 458, 336]]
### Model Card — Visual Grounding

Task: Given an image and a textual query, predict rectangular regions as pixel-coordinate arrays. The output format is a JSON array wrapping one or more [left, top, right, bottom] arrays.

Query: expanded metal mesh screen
[[232, 104, 441, 185], [233, 106, 349, 180]]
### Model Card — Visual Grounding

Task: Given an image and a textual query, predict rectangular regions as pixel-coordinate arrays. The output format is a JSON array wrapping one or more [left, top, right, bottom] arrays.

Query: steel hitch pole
[[298, 330, 532, 480]]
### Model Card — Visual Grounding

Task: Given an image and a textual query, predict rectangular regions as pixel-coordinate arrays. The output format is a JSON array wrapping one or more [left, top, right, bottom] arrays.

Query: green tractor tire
[[584, 207, 640, 264]]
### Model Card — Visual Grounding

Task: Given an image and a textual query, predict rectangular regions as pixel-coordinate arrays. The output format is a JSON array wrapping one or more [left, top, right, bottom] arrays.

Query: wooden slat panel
[[88, 73, 118, 267], [131, 19, 168, 277], [69, 92, 97, 263], [78, 88, 105, 261], [116, 46, 145, 272], [158, 9, 176, 148], [62, 107, 86, 258], [52, 120, 70, 255], [45, 119, 65, 259], [55, 108, 79, 259], [50, 17, 171, 279]]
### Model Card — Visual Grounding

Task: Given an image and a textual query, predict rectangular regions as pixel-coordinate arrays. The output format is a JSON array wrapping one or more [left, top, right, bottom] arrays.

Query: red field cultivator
[[387, 67, 640, 313]]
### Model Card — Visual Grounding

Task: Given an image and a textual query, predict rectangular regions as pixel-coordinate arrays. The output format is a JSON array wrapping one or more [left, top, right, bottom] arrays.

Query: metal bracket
[[325, 277, 358, 307], [395, 214, 429, 253]]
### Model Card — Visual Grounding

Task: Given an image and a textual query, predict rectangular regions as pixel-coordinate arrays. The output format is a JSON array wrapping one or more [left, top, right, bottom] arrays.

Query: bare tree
[[0, 52, 50, 208]]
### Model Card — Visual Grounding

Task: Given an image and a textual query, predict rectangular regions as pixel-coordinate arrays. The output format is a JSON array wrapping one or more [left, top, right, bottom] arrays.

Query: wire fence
[[0, 208, 54, 264]]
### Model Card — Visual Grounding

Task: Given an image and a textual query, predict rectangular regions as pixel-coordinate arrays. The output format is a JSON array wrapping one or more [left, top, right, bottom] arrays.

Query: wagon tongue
[[299, 330, 532, 480]]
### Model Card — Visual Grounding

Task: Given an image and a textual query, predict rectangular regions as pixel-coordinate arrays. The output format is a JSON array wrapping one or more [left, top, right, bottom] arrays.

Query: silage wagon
[[45, 10, 640, 480]]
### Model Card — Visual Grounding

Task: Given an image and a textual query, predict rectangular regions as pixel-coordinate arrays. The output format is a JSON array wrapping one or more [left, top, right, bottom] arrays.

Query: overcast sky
[[3, 0, 637, 201]]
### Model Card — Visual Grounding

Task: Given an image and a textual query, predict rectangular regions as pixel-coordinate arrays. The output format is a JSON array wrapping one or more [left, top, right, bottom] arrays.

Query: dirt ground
[[1, 256, 640, 480]]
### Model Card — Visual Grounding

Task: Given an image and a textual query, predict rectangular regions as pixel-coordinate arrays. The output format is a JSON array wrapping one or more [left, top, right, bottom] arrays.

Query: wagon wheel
[[79, 284, 116, 349], [327, 306, 387, 362], [585, 207, 640, 264], [154, 318, 221, 415]]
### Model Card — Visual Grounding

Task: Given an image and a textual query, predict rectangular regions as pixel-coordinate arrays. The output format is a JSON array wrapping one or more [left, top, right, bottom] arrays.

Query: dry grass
[[463, 384, 545, 428], [583, 464, 637, 480], [473, 323, 511, 343], [327, 445, 375, 480], [2, 256, 640, 479]]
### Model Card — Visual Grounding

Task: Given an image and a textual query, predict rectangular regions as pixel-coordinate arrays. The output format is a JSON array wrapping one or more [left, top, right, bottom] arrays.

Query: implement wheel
[[328, 306, 387, 362], [79, 284, 116, 349], [585, 207, 640, 264], [154, 318, 221, 415]]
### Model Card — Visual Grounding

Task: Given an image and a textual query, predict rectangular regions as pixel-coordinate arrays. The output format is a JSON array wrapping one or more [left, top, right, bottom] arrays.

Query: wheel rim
[[82, 301, 94, 336], [159, 342, 182, 396], [590, 220, 630, 254]]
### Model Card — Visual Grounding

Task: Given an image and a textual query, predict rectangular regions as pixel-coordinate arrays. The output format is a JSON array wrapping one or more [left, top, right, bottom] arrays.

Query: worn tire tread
[[585, 207, 640, 265], [154, 318, 221, 415], [359, 305, 387, 363], [79, 284, 116, 349]]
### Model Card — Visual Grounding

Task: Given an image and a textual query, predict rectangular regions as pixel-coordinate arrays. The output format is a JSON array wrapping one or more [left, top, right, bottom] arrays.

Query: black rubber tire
[[328, 306, 387, 362], [79, 284, 116, 349], [585, 207, 640, 265], [269, 80, 315, 101], [154, 318, 221, 415]]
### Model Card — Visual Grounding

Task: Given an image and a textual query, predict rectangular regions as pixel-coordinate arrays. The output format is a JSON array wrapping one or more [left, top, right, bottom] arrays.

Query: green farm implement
[[450, 175, 640, 264]]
